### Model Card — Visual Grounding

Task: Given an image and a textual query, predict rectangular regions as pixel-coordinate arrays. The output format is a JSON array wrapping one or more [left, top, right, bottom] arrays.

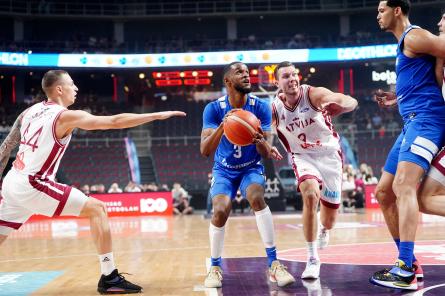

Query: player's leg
[[299, 178, 322, 279], [62, 186, 141, 294], [372, 119, 444, 290], [418, 149, 445, 216], [242, 165, 295, 287], [0, 201, 32, 246], [317, 151, 342, 250], [0, 174, 33, 248], [375, 132, 402, 244], [205, 167, 234, 288]]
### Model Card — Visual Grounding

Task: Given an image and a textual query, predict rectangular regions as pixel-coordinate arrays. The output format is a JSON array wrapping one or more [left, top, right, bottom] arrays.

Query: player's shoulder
[[248, 94, 269, 108], [206, 95, 227, 110]]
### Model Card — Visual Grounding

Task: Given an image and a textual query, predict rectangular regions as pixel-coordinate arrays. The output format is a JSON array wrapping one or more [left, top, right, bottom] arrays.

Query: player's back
[[202, 95, 271, 170], [396, 25, 445, 120], [12, 101, 71, 180]]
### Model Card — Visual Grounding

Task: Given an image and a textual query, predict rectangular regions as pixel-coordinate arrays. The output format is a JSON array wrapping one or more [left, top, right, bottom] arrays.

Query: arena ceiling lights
[[0, 44, 397, 68]]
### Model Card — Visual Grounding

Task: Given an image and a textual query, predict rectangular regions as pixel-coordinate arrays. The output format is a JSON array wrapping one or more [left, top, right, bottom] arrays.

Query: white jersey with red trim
[[12, 101, 71, 180], [272, 84, 340, 154]]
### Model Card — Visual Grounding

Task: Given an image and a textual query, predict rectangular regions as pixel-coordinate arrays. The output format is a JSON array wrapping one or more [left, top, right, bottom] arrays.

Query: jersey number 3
[[233, 145, 242, 158], [20, 122, 43, 152]]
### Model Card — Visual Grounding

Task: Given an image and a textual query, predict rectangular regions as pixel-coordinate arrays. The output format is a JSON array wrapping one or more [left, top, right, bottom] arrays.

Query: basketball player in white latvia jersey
[[272, 61, 358, 280], [0, 70, 185, 294]]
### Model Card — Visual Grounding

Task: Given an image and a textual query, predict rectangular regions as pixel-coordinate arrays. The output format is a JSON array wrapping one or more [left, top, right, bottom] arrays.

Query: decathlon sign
[[372, 70, 396, 85], [92, 192, 172, 216], [337, 44, 397, 61]]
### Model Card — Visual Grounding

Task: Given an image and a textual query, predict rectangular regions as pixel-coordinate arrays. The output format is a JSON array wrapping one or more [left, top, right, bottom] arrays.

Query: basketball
[[223, 109, 261, 146]]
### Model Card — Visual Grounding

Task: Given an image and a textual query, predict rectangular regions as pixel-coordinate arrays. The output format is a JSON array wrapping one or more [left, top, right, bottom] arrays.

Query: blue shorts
[[384, 116, 445, 175], [210, 163, 266, 199]]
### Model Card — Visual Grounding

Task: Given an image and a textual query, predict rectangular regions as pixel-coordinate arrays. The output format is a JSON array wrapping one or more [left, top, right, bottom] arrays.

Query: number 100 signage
[[93, 192, 173, 216]]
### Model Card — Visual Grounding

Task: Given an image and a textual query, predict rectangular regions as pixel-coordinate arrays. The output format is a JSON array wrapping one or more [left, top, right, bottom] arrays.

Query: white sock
[[254, 206, 275, 248], [209, 223, 225, 259], [307, 241, 319, 260], [99, 252, 116, 276]]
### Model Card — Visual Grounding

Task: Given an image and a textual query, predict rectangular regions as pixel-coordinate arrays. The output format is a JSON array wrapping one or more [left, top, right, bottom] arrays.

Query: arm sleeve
[[202, 103, 220, 129], [258, 101, 272, 132]]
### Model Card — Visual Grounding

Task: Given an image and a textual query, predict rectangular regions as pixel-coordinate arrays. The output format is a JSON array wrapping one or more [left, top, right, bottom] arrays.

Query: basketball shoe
[[269, 260, 296, 287], [301, 257, 321, 279], [97, 269, 142, 294], [370, 259, 417, 290], [204, 266, 223, 288], [413, 260, 424, 281]]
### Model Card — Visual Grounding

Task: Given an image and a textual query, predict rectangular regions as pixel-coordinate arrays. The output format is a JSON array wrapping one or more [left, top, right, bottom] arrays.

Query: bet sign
[[372, 70, 396, 85]]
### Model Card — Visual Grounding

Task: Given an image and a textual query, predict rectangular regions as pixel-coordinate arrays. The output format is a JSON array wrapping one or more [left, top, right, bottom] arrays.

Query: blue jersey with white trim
[[202, 94, 272, 170], [396, 25, 445, 121]]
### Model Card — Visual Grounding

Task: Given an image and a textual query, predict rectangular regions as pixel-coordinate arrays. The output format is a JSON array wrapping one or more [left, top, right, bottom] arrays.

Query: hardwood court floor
[[1, 209, 445, 295]]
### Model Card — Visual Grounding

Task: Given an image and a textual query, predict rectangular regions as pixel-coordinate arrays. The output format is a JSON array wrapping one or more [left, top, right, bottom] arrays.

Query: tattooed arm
[[0, 112, 24, 177]]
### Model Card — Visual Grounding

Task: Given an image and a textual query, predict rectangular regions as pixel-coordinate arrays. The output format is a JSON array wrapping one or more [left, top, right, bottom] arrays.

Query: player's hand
[[321, 102, 343, 117], [157, 111, 187, 120], [252, 130, 265, 144], [374, 89, 397, 108], [269, 146, 283, 160]]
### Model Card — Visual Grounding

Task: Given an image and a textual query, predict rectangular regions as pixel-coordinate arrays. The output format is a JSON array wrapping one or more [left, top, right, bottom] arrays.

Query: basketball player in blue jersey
[[370, 1, 445, 290], [200, 61, 296, 288]]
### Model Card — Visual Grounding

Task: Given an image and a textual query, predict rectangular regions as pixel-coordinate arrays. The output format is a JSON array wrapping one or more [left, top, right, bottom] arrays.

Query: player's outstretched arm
[[0, 112, 25, 176], [309, 87, 358, 117], [200, 125, 224, 157], [57, 110, 186, 137]]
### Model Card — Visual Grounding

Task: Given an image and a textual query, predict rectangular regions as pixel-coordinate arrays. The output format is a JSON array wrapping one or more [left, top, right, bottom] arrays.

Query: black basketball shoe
[[97, 269, 142, 294]]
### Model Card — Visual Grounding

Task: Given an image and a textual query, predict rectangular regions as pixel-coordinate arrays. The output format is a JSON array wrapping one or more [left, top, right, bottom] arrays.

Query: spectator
[[232, 190, 248, 214], [172, 182, 188, 201], [96, 184, 106, 193], [108, 183, 123, 193], [173, 189, 193, 215], [81, 184, 90, 195], [124, 181, 141, 192]]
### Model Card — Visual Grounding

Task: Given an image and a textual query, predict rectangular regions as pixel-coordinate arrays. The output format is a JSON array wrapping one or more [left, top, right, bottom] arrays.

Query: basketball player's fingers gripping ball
[[223, 109, 261, 146]]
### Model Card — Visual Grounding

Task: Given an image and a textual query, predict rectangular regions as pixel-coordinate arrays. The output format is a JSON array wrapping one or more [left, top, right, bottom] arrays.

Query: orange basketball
[[223, 109, 261, 146]]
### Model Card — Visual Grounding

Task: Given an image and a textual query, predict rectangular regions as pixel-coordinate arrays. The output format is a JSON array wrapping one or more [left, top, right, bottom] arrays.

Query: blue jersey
[[202, 94, 272, 170], [396, 25, 445, 121]]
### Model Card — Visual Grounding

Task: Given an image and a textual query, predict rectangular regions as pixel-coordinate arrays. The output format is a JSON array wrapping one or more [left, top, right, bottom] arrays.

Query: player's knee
[[82, 198, 107, 218], [212, 206, 230, 225], [302, 192, 319, 212], [374, 185, 394, 207], [392, 181, 416, 198], [248, 196, 266, 211], [321, 214, 336, 230]]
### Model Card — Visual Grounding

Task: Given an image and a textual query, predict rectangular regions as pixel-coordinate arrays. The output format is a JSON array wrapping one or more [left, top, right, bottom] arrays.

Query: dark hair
[[41, 70, 68, 94], [222, 61, 244, 82], [386, 0, 410, 15], [274, 61, 294, 80]]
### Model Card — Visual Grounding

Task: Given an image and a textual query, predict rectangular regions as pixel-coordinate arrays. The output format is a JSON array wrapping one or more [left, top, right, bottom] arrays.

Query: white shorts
[[428, 148, 445, 187], [0, 170, 88, 235], [291, 151, 343, 209]]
